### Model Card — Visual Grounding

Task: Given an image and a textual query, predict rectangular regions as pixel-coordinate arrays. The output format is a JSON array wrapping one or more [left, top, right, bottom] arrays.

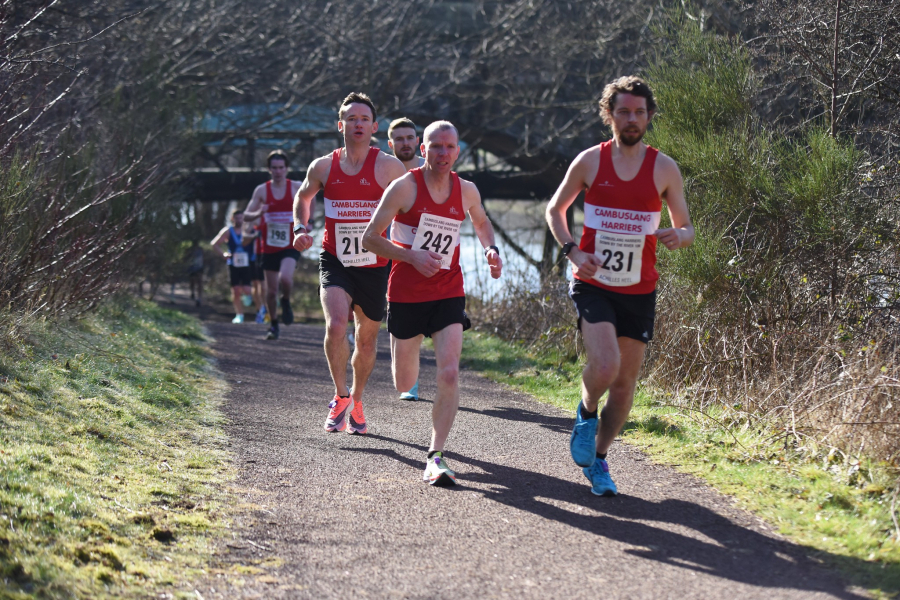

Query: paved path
[[189, 314, 866, 599]]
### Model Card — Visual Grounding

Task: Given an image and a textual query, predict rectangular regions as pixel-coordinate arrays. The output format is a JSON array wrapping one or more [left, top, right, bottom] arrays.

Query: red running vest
[[259, 180, 298, 254], [322, 147, 388, 268], [576, 141, 662, 294], [388, 169, 465, 302]]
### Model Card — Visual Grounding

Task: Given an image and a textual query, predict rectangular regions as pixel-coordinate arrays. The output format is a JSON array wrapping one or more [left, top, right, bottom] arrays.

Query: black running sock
[[580, 404, 598, 420], [271, 318, 279, 326], [596, 452, 607, 460], [427, 450, 442, 459]]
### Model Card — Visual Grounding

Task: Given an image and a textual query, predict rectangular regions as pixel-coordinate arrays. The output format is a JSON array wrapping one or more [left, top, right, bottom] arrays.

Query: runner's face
[[389, 127, 419, 162], [423, 128, 459, 174], [268, 159, 287, 182], [232, 213, 244, 227], [608, 93, 651, 147], [338, 103, 376, 145]]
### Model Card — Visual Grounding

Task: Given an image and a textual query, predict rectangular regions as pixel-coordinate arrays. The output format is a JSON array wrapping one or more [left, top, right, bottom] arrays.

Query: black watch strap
[[483, 245, 500, 257], [561, 241, 577, 256]]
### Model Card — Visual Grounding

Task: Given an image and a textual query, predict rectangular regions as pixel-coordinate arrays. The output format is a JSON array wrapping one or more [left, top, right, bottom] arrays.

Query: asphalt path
[[181, 302, 866, 599]]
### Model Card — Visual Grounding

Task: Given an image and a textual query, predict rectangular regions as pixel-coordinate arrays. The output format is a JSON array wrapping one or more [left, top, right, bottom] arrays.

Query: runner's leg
[[279, 257, 296, 303], [321, 286, 352, 397], [596, 336, 645, 454], [349, 305, 381, 403], [580, 320, 621, 413], [264, 268, 280, 319], [391, 334, 423, 393], [429, 323, 463, 453]]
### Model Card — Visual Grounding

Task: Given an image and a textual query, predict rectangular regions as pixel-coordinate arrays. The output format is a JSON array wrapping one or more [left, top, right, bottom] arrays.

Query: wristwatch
[[293, 223, 308, 235], [483, 245, 500, 257], [561, 241, 577, 256]]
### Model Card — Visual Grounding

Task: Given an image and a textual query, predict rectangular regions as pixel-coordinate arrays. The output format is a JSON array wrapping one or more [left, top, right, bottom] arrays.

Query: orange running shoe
[[347, 400, 367, 435], [324, 395, 351, 432]]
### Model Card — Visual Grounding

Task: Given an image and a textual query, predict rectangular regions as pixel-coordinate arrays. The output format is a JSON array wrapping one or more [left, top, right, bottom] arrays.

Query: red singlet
[[322, 147, 388, 268], [259, 180, 298, 254], [388, 168, 465, 302], [576, 141, 662, 294]]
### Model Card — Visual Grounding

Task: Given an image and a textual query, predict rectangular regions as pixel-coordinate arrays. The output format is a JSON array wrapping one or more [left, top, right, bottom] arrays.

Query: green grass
[[0, 298, 232, 598], [462, 331, 900, 597]]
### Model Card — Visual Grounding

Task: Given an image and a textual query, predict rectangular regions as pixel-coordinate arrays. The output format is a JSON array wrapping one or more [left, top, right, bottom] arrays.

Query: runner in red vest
[[546, 76, 694, 496], [293, 93, 406, 435], [363, 121, 503, 486], [243, 150, 301, 340]]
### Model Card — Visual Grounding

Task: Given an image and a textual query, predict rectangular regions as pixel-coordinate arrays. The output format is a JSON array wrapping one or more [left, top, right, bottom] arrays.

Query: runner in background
[[250, 223, 268, 324], [211, 209, 255, 323], [244, 150, 301, 340]]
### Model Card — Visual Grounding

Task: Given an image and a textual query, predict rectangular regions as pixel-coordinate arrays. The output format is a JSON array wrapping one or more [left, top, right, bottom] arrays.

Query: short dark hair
[[599, 76, 657, 125], [230, 208, 243, 219], [267, 150, 289, 168], [339, 92, 377, 123], [388, 118, 417, 137]]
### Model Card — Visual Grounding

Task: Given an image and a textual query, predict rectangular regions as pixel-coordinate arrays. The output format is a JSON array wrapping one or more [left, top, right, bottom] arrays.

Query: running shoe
[[281, 297, 294, 325], [347, 400, 367, 435], [232, 314, 244, 324], [423, 453, 456, 487], [583, 458, 618, 496], [241, 294, 253, 307], [347, 330, 355, 347], [399, 381, 419, 401], [570, 401, 598, 467], [265, 323, 279, 340], [324, 394, 351, 432], [255, 306, 267, 324]]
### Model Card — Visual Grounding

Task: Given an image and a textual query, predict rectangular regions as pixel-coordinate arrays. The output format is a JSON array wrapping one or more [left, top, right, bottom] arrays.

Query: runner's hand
[[654, 227, 681, 250], [293, 232, 313, 252], [409, 249, 444, 278], [570, 248, 601, 279], [485, 249, 502, 279]]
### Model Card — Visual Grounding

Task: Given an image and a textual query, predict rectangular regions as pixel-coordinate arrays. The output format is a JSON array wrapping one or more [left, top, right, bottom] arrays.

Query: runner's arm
[[210, 227, 231, 258], [545, 151, 602, 278], [292, 158, 327, 251], [242, 186, 266, 221], [362, 176, 443, 278], [463, 182, 502, 279], [654, 156, 694, 250]]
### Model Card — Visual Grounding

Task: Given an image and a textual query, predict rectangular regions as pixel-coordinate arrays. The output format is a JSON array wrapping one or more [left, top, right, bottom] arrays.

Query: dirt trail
[[176, 295, 865, 600]]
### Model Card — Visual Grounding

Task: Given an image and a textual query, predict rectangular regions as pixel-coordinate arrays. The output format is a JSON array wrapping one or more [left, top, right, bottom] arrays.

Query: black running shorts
[[228, 265, 252, 287], [569, 279, 656, 343], [261, 248, 301, 272], [250, 259, 265, 281], [387, 296, 470, 340], [319, 250, 390, 322]]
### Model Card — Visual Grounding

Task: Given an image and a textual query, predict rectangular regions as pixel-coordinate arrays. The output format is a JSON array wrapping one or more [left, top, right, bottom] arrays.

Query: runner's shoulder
[[306, 155, 332, 184], [375, 151, 407, 178], [652, 149, 682, 180]]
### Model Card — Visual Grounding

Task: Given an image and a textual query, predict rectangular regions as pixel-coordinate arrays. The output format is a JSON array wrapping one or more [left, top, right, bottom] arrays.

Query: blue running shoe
[[583, 458, 618, 496], [570, 401, 598, 467], [255, 305, 267, 324], [399, 381, 419, 401]]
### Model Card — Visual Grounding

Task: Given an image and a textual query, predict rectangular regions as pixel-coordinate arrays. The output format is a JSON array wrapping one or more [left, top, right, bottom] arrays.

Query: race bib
[[593, 231, 644, 287], [411, 214, 461, 270], [266, 222, 290, 248], [232, 251, 249, 268], [336, 222, 375, 266]]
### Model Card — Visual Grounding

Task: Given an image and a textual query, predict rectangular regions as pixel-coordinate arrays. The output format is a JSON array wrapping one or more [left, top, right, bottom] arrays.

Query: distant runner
[[244, 151, 301, 340], [211, 209, 256, 323], [387, 117, 425, 401], [363, 120, 503, 486], [293, 93, 406, 435], [545, 76, 694, 496]]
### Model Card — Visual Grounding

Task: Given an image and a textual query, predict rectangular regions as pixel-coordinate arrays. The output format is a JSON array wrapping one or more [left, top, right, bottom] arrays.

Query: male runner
[[545, 76, 694, 496], [363, 120, 503, 486], [387, 117, 425, 401], [244, 150, 301, 340], [250, 223, 269, 324], [293, 92, 406, 435], [210, 209, 256, 323]]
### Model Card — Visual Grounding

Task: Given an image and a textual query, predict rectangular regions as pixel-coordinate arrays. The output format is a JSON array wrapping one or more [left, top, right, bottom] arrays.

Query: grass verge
[[0, 298, 232, 599], [461, 331, 900, 597]]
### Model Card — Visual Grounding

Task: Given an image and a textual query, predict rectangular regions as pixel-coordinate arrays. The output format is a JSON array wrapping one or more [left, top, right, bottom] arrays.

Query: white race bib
[[593, 231, 644, 287], [266, 222, 290, 248], [336, 222, 376, 266], [232, 251, 249, 268], [411, 214, 461, 270]]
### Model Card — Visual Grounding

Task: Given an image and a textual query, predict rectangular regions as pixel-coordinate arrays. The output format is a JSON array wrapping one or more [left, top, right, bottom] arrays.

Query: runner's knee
[[436, 363, 459, 389]]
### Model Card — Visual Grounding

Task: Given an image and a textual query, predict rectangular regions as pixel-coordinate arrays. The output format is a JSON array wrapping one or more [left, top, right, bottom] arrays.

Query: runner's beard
[[620, 129, 645, 147], [394, 147, 417, 161]]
